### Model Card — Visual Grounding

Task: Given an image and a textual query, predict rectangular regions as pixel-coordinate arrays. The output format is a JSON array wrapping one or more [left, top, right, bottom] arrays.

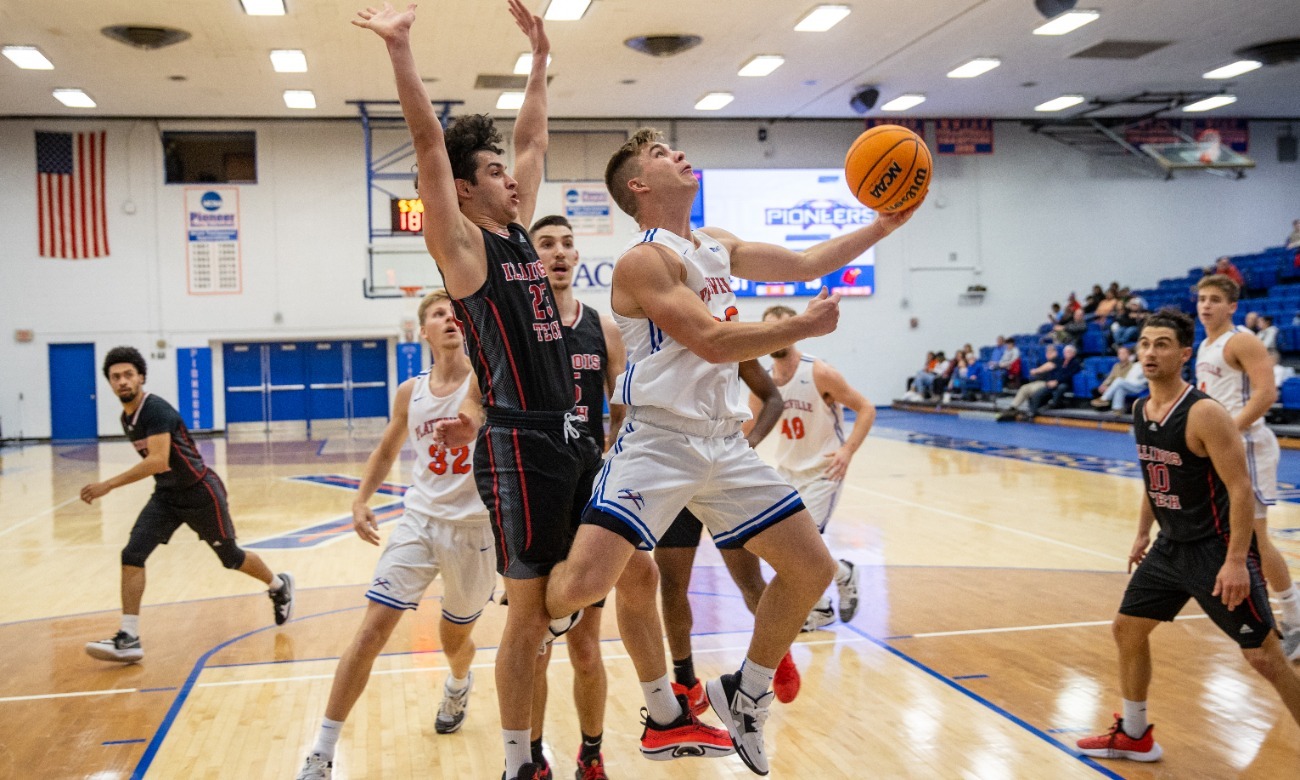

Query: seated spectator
[[1258, 315, 1278, 353], [1214, 255, 1245, 288], [1273, 352, 1295, 388], [1044, 302, 1063, 330], [1083, 284, 1104, 316], [947, 350, 979, 402], [1026, 344, 1083, 416], [1286, 218, 1300, 251], [1064, 292, 1082, 319], [1090, 346, 1147, 412], [913, 351, 948, 400], [986, 336, 1007, 366], [1053, 308, 1088, 346], [997, 338, 1022, 387], [1244, 311, 1261, 333], [1093, 289, 1120, 321], [997, 345, 1058, 421], [1110, 298, 1146, 349]]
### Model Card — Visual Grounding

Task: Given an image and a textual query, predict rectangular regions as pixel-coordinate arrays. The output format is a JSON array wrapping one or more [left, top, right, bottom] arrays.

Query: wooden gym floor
[[1, 409, 1297, 779]]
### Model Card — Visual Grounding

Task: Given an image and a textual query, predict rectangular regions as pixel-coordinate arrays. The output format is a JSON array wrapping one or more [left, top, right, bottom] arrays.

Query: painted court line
[[892, 614, 1209, 640], [0, 687, 137, 704], [0, 496, 81, 538]]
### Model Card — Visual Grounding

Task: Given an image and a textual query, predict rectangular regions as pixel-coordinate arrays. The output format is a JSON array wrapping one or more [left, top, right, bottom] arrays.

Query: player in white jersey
[[297, 290, 496, 780], [753, 304, 877, 632], [545, 128, 921, 775], [1195, 274, 1300, 661]]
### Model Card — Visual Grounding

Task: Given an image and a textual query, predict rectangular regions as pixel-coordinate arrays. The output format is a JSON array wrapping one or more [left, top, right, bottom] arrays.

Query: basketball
[[844, 125, 932, 213]]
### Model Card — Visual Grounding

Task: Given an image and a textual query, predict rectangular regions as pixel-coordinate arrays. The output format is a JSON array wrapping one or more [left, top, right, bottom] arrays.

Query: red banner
[[935, 119, 993, 155], [866, 117, 924, 135], [1124, 119, 1181, 147]]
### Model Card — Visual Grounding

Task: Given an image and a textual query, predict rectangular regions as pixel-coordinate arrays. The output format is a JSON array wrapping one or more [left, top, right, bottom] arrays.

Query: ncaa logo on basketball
[[200, 191, 223, 211], [764, 199, 873, 232]]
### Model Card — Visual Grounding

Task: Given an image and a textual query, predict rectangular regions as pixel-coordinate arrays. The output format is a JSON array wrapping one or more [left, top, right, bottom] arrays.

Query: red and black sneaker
[[1076, 715, 1163, 762], [670, 679, 709, 716], [574, 753, 607, 780], [773, 651, 801, 704], [639, 694, 735, 761], [503, 762, 543, 780]]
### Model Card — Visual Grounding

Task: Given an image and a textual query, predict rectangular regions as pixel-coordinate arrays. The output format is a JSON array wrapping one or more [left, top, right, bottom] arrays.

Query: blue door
[[223, 343, 267, 424], [306, 341, 347, 421], [49, 343, 98, 440], [268, 342, 308, 421], [349, 340, 389, 419]]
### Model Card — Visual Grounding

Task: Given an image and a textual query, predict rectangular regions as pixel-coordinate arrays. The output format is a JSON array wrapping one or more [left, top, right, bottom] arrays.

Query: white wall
[[2, 117, 1296, 439]]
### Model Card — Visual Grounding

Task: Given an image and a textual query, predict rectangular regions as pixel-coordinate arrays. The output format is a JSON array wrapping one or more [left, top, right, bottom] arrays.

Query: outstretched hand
[[352, 3, 417, 40], [508, 0, 549, 58]]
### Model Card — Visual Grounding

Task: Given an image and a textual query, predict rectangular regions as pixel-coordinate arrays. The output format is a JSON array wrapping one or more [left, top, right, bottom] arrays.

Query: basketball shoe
[[295, 752, 332, 780], [270, 572, 295, 625], [85, 630, 143, 663], [1281, 621, 1300, 662], [503, 762, 544, 780], [800, 597, 835, 632], [836, 559, 860, 623], [707, 672, 773, 775], [435, 671, 473, 734], [540, 609, 583, 654], [1076, 715, 1163, 762], [671, 679, 709, 716], [639, 694, 735, 761], [574, 753, 608, 780], [773, 651, 801, 704]]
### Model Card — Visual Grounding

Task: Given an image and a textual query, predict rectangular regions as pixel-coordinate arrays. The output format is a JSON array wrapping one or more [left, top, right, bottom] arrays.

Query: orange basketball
[[844, 125, 932, 213]]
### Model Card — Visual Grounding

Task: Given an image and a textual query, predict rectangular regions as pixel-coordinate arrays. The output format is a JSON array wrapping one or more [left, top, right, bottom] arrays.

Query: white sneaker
[[706, 672, 772, 776], [800, 602, 835, 633], [836, 559, 860, 624], [436, 671, 473, 734], [1281, 621, 1300, 662], [539, 609, 583, 654], [295, 752, 332, 780], [85, 630, 143, 663]]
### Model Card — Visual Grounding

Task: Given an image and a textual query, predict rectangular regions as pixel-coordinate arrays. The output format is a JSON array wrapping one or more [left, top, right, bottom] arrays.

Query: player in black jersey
[[531, 214, 627, 779], [78, 347, 293, 664], [356, 6, 727, 777], [1077, 310, 1300, 763]]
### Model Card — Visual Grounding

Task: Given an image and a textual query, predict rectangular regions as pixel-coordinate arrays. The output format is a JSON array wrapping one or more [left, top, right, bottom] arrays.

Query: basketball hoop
[[400, 285, 424, 298]]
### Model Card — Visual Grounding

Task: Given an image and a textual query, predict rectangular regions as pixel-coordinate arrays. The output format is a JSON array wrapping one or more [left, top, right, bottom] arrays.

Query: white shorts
[[587, 412, 805, 550], [1243, 426, 1279, 518], [365, 509, 496, 624], [780, 468, 842, 533]]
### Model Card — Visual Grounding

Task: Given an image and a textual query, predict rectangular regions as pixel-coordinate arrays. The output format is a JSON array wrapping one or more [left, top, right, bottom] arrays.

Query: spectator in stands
[[986, 336, 1007, 366], [1244, 311, 1261, 334], [1083, 285, 1104, 316], [1258, 315, 1279, 354], [1286, 219, 1300, 250], [946, 349, 979, 402], [1215, 255, 1245, 288], [1045, 302, 1063, 329], [1064, 292, 1082, 319], [913, 351, 948, 400], [1110, 298, 1146, 349], [1053, 308, 1088, 346], [996, 345, 1058, 422], [1273, 352, 1295, 389], [1090, 346, 1147, 412], [997, 339, 1021, 388], [1093, 289, 1120, 321], [1026, 344, 1083, 416]]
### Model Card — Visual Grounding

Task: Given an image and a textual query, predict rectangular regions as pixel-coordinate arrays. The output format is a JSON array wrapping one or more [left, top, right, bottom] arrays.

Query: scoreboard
[[391, 197, 424, 234]]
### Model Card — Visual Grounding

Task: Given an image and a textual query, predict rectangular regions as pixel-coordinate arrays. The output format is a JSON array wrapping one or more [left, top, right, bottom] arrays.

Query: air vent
[[1235, 38, 1300, 66], [1070, 40, 1169, 60], [101, 25, 191, 50], [624, 35, 702, 58]]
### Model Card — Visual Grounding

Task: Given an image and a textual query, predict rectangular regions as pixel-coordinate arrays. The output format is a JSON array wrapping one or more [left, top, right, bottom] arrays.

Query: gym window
[[162, 131, 257, 184]]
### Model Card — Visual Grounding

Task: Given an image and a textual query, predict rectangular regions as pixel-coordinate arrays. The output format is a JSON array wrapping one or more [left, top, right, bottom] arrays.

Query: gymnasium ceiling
[[2, 0, 1299, 121]]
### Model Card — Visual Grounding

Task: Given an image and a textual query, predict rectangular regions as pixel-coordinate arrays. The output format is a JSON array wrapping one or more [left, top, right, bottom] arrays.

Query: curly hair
[[102, 346, 147, 379], [444, 114, 504, 184]]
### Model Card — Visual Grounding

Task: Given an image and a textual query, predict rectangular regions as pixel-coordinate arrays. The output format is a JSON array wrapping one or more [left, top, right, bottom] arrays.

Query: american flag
[[36, 130, 109, 259]]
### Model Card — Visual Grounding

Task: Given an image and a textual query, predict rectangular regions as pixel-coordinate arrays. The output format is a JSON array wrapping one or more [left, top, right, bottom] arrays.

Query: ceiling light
[[1033, 10, 1100, 36], [53, 88, 95, 108], [270, 49, 307, 73], [513, 53, 552, 75], [947, 57, 1001, 78], [880, 94, 925, 111], [1035, 94, 1085, 111], [694, 92, 735, 111], [1183, 95, 1237, 112], [1202, 60, 1261, 79], [283, 89, 316, 109], [496, 91, 526, 110], [240, 0, 286, 15], [3, 45, 54, 70], [738, 55, 785, 77], [543, 0, 591, 21], [794, 5, 851, 32]]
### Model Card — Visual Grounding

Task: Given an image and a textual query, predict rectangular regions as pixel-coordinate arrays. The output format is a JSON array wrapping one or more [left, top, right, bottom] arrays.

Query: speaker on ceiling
[[849, 86, 880, 114], [1034, 0, 1077, 18]]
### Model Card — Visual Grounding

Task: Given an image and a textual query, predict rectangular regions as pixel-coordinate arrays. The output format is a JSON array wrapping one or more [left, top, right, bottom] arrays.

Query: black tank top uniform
[[562, 301, 609, 451]]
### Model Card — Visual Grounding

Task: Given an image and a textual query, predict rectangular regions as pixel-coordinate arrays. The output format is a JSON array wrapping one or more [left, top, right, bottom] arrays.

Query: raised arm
[[739, 359, 782, 447], [611, 243, 840, 364], [703, 201, 921, 283], [354, 3, 482, 295], [1189, 399, 1255, 607], [351, 379, 416, 544], [599, 312, 627, 450], [813, 360, 875, 480], [506, 0, 549, 227]]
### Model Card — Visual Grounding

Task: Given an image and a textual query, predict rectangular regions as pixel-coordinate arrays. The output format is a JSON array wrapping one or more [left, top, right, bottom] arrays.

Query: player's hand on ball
[[800, 287, 841, 337], [352, 503, 381, 545], [80, 482, 110, 504], [434, 412, 478, 449], [1212, 560, 1250, 608], [877, 196, 925, 233]]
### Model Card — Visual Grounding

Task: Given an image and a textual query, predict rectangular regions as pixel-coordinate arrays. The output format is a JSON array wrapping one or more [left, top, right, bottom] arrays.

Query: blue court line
[[951, 674, 989, 680], [838, 622, 1125, 779], [104, 738, 146, 746]]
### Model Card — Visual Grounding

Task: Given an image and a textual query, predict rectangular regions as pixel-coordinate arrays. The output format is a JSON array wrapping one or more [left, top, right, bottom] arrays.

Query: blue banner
[[176, 347, 213, 430], [396, 342, 424, 384]]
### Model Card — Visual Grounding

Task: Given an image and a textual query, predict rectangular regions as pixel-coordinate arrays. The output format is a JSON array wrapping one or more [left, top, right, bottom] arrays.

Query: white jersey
[[773, 356, 845, 475], [1196, 326, 1265, 433], [612, 228, 751, 423], [404, 372, 489, 523]]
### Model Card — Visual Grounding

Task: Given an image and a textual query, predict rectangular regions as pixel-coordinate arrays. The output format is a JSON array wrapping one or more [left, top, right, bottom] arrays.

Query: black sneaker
[[503, 762, 543, 780], [270, 572, 295, 625], [85, 630, 143, 663], [706, 672, 772, 776]]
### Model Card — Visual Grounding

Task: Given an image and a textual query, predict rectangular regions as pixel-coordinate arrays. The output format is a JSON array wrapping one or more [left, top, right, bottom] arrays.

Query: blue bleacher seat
[[1282, 377, 1300, 409]]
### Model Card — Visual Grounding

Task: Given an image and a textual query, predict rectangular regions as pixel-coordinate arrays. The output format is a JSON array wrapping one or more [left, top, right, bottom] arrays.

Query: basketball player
[[356, 8, 726, 779], [295, 291, 496, 780], [1077, 309, 1300, 762], [545, 128, 921, 775], [529, 214, 627, 778], [1195, 275, 1300, 660], [79, 347, 293, 663], [755, 304, 874, 632]]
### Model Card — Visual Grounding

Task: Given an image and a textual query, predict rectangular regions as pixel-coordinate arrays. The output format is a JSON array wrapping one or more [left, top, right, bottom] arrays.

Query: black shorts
[[1120, 535, 1275, 649], [657, 508, 704, 549], [132, 472, 236, 547], [475, 413, 601, 580]]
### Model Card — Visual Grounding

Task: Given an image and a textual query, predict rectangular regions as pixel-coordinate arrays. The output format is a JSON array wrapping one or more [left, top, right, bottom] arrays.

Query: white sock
[[446, 673, 469, 692], [313, 717, 343, 758], [1121, 699, 1148, 739], [269, 574, 285, 593], [503, 728, 531, 775], [1275, 583, 1300, 626], [739, 657, 776, 700], [834, 560, 852, 585], [641, 676, 683, 725], [121, 614, 140, 638]]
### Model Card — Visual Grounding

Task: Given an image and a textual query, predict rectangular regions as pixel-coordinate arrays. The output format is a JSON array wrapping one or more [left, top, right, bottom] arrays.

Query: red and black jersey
[[563, 302, 609, 449], [121, 393, 209, 491], [453, 224, 573, 413], [1133, 385, 1232, 544]]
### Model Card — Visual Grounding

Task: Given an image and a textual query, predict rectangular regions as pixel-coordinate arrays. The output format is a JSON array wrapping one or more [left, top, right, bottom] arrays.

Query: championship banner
[[184, 187, 242, 295], [561, 185, 614, 236], [935, 119, 993, 155], [1124, 119, 1181, 147], [1192, 118, 1248, 153], [866, 117, 924, 135]]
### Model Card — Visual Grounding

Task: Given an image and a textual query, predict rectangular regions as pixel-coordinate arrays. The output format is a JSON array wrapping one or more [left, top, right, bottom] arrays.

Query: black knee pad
[[209, 539, 247, 570], [121, 534, 161, 568]]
